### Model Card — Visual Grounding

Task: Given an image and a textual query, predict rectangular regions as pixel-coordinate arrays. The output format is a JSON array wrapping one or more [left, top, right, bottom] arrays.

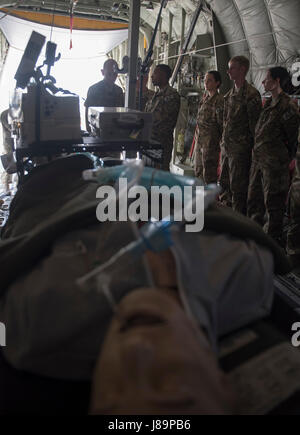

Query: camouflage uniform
[[247, 92, 300, 242], [121, 89, 156, 159], [219, 81, 262, 214], [194, 92, 224, 184], [145, 84, 180, 171], [287, 131, 300, 258], [1, 109, 14, 190], [136, 88, 155, 111]]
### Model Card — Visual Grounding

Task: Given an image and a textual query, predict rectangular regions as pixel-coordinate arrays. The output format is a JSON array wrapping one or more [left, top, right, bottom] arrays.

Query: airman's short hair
[[230, 56, 250, 74], [103, 58, 118, 70], [156, 64, 173, 81]]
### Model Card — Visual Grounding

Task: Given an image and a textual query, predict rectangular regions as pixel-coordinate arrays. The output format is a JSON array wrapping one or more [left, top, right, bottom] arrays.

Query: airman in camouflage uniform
[[135, 73, 155, 111], [194, 72, 224, 184], [219, 56, 262, 215], [247, 79, 300, 242], [125, 79, 155, 159], [219, 81, 262, 213], [136, 88, 155, 111], [287, 136, 300, 265], [1, 109, 14, 190], [145, 64, 180, 171]]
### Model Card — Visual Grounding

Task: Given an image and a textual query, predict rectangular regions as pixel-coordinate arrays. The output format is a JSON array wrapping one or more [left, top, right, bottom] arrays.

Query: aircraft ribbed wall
[[206, 0, 300, 91]]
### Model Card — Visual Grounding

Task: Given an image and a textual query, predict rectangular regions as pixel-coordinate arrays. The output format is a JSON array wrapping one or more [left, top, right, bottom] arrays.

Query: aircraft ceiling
[[0, 0, 299, 91]]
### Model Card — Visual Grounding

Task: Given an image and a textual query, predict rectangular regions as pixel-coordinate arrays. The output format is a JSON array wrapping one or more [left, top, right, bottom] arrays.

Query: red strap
[[70, 14, 73, 49], [190, 135, 195, 158]]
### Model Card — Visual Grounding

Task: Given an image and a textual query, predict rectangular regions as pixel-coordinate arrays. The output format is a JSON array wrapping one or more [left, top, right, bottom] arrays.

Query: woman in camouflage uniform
[[194, 71, 224, 184], [247, 67, 300, 244], [195, 71, 224, 184]]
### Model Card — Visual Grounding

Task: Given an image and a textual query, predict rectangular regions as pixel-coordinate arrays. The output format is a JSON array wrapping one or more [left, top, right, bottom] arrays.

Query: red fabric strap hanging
[[70, 13, 73, 49], [69, 0, 78, 49]]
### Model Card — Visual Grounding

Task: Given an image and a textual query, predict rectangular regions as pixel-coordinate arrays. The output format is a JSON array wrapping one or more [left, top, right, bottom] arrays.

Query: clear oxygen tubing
[[109, 160, 156, 290], [130, 220, 156, 290], [76, 218, 174, 297], [77, 159, 220, 312], [82, 161, 204, 191], [76, 194, 217, 350], [77, 159, 146, 313]]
